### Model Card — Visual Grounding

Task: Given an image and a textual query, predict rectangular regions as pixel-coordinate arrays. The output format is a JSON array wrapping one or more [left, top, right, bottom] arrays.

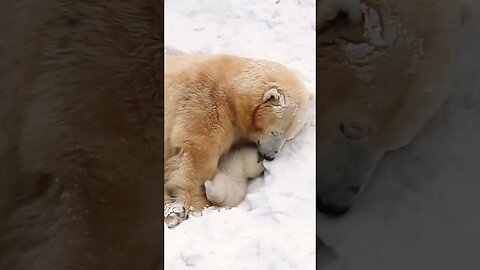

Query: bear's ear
[[263, 89, 280, 103]]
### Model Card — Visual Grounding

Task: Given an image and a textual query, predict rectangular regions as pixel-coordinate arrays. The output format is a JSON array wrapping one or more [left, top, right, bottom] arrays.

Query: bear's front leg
[[164, 146, 220, 228]]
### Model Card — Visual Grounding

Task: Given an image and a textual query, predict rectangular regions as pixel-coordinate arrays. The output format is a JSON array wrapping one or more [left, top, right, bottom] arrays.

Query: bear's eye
[[271, 131, 280, 137], [339, 122, 372, 141]]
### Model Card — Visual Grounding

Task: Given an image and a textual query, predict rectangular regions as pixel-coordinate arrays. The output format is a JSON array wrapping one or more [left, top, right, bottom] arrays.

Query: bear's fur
[[315, 0, 464, 215], [164, 54, 311, 225], [0, 0, 163, 269], [205, 147, 265, 207]]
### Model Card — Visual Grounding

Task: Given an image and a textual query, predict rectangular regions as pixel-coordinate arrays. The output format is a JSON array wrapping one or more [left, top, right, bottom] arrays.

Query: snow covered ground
[[164, 1, 316, 269], [317, 2, 480, 269]]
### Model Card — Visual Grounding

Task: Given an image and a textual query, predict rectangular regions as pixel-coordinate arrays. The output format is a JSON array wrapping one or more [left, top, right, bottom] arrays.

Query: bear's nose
[[348, 185, 360, 195], [263, 155, 275, 161], [317, 195, 350, 217]]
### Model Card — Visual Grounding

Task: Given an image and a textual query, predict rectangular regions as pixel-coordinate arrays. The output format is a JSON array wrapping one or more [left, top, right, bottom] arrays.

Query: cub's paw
[[164, 202, 190, 229]]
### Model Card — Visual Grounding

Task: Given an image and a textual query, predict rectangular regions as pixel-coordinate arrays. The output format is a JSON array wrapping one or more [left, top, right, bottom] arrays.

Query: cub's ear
[[263, 89, 280, 103]]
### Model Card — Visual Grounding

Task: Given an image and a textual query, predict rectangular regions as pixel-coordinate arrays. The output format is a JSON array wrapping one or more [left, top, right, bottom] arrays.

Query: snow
[[317, 2, 480, 269], [164, 1, 316, 269], [164, 1, 480, 269]]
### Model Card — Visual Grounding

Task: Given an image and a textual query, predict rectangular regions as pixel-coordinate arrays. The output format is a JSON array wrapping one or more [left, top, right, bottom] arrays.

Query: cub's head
[[232, 59, 312, 161], [233, 147, 265, 178]]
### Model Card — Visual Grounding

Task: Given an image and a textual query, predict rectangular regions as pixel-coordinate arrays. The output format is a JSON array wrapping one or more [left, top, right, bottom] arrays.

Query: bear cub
[[205, 147, 265, 207]]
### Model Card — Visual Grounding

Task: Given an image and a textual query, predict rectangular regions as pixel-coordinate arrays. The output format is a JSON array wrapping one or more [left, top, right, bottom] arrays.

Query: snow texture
[[164, 1, 316, 269], [317, 1, 480, 269]]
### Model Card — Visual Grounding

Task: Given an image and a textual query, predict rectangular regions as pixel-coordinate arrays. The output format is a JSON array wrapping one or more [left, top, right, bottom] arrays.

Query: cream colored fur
[[205, 147, 265, 207]]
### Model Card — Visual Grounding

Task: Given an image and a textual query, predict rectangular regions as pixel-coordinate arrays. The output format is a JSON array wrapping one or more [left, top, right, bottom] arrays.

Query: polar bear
[[315, 0, 465, 216], [205, 147, 265, 207], [164, 54, 312, 227]]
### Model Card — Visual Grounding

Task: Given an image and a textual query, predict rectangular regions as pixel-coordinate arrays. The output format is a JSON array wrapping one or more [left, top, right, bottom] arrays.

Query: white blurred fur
[[205, 147, 265, 207]]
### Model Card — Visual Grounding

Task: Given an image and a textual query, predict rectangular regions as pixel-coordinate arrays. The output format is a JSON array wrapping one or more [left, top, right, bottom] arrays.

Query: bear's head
[[315, 0, 460, 216], [232, 59, 312, 161]]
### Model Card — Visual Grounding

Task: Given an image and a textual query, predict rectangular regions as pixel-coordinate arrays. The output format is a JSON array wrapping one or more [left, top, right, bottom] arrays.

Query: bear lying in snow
[[164, 54, 312, 227]]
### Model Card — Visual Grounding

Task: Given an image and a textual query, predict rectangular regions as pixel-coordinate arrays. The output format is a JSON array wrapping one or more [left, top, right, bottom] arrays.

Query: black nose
[[348, 185, 360, 195], [317, 195, 350, 217], [263, 155, 274, 161]]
